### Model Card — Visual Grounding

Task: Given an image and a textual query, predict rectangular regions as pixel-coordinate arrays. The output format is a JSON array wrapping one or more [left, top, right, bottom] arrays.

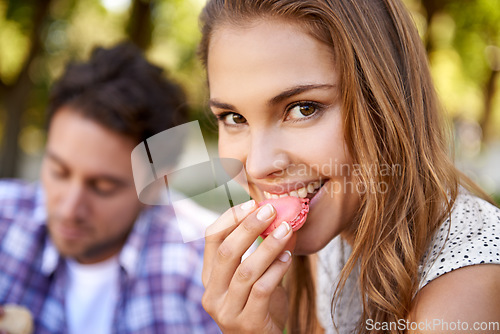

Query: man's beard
[[47, 216, 134, 263]]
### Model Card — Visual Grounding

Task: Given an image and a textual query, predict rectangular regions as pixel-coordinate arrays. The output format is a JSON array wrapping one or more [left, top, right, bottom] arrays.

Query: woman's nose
[[245, 130, 290, 180]]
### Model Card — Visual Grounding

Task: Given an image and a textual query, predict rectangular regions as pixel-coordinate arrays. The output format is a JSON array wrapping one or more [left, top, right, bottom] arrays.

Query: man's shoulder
[[0, 180, 46, 281], [136, 199, 216, 274], [0, 179, 41, 220], [147, 197, 218, 245], [0, 179, 37, 199]]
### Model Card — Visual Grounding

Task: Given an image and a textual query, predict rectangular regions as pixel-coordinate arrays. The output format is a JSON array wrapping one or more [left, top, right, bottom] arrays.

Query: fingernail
[[257, 203, 274, 221], [279, 250, 292, 262], [240, 199, 255, 211], [273, 221, 290, 239]]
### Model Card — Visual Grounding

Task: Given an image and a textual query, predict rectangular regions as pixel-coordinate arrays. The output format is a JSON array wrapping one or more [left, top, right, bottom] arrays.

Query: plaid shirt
[[0, 180, 221, 334]]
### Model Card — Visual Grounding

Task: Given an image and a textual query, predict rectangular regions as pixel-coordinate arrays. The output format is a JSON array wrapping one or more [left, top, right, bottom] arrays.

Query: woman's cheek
[[217, 132, 249, 192], [218, 130, 247, 161]]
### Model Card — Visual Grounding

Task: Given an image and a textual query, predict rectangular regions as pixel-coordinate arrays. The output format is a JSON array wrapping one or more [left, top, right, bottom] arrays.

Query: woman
[[198, 0, 500, 333]]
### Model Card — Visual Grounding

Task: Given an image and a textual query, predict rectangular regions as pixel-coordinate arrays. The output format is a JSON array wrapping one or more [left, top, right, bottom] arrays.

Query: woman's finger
[[202, 199, 258, 287], [222, 221, 294, 312], [228, 255, 293, 333], [204, 203, 277, 298]]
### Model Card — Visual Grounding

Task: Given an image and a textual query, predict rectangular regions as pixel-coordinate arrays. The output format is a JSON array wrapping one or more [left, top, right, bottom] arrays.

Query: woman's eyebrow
[[208, 99, 238, 111], [208, 84, 336, 111], [268, 84, 336, 106]]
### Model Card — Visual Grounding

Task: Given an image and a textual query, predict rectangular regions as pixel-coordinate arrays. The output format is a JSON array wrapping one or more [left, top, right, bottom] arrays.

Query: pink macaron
[[259, 196, 310, 237]]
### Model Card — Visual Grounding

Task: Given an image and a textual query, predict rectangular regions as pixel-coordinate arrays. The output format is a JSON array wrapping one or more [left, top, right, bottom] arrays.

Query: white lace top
[[315, 191, 500, 334]]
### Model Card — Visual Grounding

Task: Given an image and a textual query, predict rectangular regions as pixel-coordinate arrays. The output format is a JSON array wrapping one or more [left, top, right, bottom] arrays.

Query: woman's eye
[[219, 112, 247, 125], [285, 102, 320, 121]]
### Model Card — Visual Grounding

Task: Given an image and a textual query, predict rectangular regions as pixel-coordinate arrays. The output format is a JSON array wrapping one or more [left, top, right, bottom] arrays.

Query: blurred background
[[0, 0, 499, 201]]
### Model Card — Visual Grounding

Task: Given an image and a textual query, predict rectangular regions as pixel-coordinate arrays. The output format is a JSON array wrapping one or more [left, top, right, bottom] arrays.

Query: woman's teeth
[[263, 181, 322, 199]]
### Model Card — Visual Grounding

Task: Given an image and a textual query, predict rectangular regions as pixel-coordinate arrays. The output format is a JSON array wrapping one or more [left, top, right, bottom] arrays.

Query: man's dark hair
[[47, 42, 188, 144]]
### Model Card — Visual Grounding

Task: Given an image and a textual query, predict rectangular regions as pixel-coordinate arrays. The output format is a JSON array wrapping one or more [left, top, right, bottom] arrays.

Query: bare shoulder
[[408, 264, 500, 333]]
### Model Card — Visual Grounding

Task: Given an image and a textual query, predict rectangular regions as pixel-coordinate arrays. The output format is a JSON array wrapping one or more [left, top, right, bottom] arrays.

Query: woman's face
[[207, 19, 360, 254]]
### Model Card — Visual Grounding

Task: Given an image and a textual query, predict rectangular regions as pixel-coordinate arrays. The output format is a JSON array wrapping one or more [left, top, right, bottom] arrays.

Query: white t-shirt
[[65, 256, 120, 334], [316, 191, 500, 334]]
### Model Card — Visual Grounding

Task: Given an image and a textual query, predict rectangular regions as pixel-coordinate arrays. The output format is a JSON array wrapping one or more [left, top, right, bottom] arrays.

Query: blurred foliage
[[0, 0, 499, 180]]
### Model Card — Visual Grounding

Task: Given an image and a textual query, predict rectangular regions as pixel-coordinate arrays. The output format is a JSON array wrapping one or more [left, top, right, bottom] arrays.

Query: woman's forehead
[[207, 20, 337, 89]]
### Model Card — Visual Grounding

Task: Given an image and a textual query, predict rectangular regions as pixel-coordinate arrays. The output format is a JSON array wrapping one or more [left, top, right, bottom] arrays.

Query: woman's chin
[[293, 228, 336, 255], [292, 179, 359, 255]]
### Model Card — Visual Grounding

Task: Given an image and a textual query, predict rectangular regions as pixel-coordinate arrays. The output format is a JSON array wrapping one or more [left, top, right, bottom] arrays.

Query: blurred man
[[0, 43, 220, 333]]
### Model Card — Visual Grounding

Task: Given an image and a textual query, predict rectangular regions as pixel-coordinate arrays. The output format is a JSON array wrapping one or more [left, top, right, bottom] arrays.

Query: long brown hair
[[198, 0, 493, 333]]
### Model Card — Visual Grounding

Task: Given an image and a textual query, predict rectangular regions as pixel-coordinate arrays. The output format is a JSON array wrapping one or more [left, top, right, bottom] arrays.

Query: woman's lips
[[309, 179, 330, 208], [261, 180, 325, 200]]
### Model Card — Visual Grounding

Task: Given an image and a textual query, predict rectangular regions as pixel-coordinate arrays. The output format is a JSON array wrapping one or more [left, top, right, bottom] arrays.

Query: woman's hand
[[202, 200, 296, 333]]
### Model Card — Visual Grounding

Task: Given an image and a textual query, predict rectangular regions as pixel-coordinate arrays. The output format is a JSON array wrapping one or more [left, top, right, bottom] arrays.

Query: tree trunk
[[127, 0, 153, 50], [420, 0, 449, 52], [0, 0, 52, 178], [480, 68, 499, 142]]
